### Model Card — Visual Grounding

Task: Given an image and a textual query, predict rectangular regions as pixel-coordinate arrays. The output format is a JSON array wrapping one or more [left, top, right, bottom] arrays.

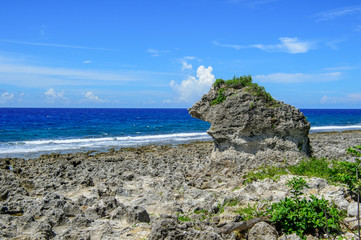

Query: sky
[[0, 0, 360, 108]]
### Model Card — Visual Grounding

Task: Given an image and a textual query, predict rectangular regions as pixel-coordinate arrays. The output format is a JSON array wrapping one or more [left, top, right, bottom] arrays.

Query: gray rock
[[248, 221, 278, 240], [348, 202, 361, 217], [188, 83, 311, 172], [278, 233, 301, 240], [126, 206, 150, 224]]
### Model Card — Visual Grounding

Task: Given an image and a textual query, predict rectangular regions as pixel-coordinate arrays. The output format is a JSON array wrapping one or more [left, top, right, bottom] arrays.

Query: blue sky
[[0, 0, 360, 108]]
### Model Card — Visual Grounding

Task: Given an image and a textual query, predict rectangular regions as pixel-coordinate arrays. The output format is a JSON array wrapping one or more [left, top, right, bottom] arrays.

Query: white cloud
[[254, 72, 342, 83], [0, 92, 15, 103], [170, 65, 215, 103], [0, 39, 115, 51], [323, 64, 361, 71], [212, 41, 244, 50], [321, 93, 361, 104], [183, 56, 196, 60], [313, 5, 361, 21], [147, 48, 170, 57], [213, 37, 314, 54], [251, 37, 313, 54], [44, 88, 68, 103], [83, 60, 91, 64], [181, 60, 192, 70], [84, 91, 104, 103]]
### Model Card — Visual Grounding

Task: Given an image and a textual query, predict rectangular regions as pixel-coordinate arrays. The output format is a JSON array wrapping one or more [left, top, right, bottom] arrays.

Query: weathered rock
[[126, 206, 150, 224], [248, 221, 278, 240], [0, 131, 359, 239], [189, 84, 311, 172], [344, 217, 360, 231], [278, 233, 301, 240], [148, 218, 223, 240], [348, 202, 361, 217]]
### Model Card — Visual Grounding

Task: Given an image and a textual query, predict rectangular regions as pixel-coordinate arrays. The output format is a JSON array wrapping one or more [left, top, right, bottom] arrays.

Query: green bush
[[214, 78, 225, 89], [268, 177, 343, 238], [211, 75, 277, 106], [269, 195, 342, 238], [224, 75, 253, 89], [211, 88, 227, 105], [286, 177, 309, 198], [245, 83, 275, 104]]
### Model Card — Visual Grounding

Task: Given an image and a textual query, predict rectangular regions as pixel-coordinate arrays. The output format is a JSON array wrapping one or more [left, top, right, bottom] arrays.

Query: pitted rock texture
[[0, 131, 360, 239], [189, 85, 311, 171]]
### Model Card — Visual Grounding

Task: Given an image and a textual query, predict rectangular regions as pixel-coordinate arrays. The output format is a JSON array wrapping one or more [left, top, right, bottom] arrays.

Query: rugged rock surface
[[0, 131, 360, 239], [189, 83, 311, 172]]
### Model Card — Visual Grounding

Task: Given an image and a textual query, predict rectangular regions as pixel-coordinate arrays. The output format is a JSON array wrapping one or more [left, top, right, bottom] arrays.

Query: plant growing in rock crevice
[[211, 88, 226, 105]]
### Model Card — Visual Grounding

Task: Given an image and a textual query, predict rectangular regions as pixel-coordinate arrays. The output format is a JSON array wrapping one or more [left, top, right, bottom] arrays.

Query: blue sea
[[0, 108, 361, 159]]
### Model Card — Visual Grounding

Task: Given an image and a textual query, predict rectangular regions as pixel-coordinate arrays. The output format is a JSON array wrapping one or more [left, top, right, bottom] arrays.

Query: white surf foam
[[0, 132, 211, 156], [311, 125, 361, 132]]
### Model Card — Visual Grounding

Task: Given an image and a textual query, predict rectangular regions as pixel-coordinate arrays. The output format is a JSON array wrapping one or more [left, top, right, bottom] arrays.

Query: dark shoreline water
[[0, 108, 360, 158]]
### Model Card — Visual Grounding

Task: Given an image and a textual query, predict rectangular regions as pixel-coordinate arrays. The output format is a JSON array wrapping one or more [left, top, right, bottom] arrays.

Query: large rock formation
[[189, 79, 311, 172]]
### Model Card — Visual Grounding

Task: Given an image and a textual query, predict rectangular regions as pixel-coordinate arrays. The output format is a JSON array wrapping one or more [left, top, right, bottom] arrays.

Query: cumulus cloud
[[213, 37, 314, 54], [254, 72, 342, 83], [0, 92, 15, 103], [44, 88, 68, 103], [170, 65, 215, 103], [84, 91, 104, 103]]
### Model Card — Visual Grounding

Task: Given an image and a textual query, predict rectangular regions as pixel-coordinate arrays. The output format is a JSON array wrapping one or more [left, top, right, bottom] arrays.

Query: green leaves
[[211, 75, 277, 106], [286, 177, 309, 198], [211, 88, 226, 105], [269, 178, 343, 238]]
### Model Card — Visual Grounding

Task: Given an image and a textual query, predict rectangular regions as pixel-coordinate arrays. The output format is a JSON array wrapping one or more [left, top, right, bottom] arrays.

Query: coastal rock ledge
[[188, 79, 311, 172]]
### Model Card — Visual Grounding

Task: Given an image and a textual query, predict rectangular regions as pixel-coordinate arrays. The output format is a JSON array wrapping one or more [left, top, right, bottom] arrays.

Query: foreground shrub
[[269, 195, 342, 238]]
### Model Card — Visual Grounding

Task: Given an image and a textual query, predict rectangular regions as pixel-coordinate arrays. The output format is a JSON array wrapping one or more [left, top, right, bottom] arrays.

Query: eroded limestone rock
[[189, 83, 311, 172]]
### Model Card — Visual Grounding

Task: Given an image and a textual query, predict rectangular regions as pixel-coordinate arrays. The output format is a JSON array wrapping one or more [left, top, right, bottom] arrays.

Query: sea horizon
[[1, 108, 361, 159]]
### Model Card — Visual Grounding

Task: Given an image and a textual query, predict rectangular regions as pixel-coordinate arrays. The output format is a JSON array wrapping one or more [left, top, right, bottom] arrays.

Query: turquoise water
[[0, 108, 360, 158]]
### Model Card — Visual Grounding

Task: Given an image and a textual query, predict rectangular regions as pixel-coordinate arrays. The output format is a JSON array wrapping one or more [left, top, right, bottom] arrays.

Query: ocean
[[0, 108, 361, 159]]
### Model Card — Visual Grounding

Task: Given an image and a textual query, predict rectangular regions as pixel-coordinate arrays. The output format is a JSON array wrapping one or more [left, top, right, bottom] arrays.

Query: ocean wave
[[0, 132, 211, 155], [310, 125, 361, 132]]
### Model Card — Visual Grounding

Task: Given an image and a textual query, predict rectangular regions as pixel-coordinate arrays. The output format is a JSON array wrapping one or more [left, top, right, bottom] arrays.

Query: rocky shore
[[1, 130, 361, 239]]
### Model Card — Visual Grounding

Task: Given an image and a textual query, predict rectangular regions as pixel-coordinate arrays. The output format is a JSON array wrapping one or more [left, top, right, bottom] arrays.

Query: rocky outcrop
[[189, 82, 311, 171], [0, 131, 360, 239]]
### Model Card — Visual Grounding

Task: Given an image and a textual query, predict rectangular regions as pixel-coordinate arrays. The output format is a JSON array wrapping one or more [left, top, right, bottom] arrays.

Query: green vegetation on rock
[[269, 178, 343, 238], [244, 146, 361, 194], [211, 88, 226, 105], [211, 75, 278, 106]]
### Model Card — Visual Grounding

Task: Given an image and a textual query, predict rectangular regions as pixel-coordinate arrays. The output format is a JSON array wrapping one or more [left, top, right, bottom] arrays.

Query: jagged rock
[[248, 221, 278, 240], [148, 218, 223, 240], [348, 202, 361, 217], [126, 206, 150, 224], [189, 83, 311, 172], [278, 233, 301, 240]]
